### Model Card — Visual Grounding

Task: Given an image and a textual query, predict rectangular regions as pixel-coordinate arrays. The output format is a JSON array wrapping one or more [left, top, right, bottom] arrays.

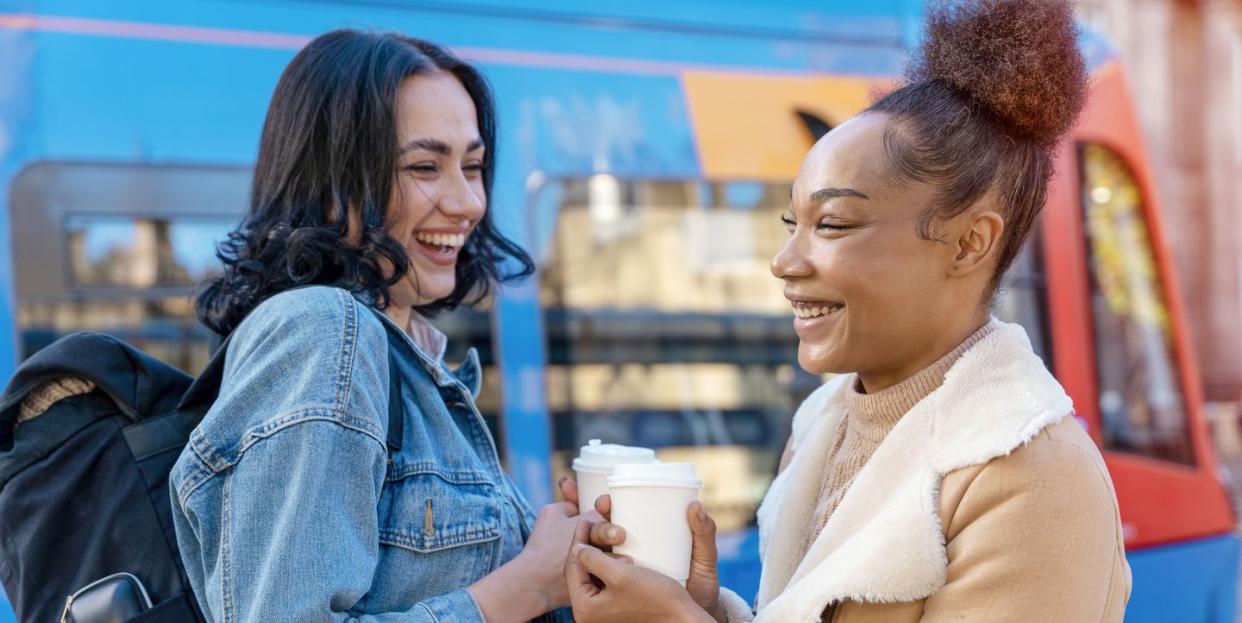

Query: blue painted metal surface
[[0, 3, 35, 388], [717, 526, 763, 607], [1125, 534, 1240, 623]]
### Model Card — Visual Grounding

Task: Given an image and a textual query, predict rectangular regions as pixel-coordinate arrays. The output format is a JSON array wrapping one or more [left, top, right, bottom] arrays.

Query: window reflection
[[996, 232, 1053, 366], [65, 215, 233, 288], [19, 297, 218, 373], [540, 179, 806, 531], [21, 214, 238, 372], [1080, 144, 1194, 465]]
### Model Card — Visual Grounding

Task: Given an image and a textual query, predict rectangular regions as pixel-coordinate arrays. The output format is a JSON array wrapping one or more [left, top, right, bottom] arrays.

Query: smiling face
[[772, 112, 1003, 391], [385, 70, 487, 308]]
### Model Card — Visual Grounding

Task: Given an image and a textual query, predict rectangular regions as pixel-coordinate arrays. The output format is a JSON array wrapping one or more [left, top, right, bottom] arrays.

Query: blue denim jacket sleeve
[[171, 287, 487, 622]]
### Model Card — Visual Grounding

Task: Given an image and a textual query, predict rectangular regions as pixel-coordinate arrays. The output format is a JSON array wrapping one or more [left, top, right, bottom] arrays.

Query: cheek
[[809, 238, 877, 300], [849, 239, 948, 322], [808, 237, 941, 348], [388, 177, 439, 232]]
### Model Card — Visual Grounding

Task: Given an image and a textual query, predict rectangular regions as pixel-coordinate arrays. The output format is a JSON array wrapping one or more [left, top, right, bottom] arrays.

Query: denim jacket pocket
[[377, 467, 503, 553]]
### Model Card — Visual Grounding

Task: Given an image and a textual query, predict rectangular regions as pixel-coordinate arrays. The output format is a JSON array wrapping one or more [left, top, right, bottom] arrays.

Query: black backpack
[[0, 322, 404, 622]]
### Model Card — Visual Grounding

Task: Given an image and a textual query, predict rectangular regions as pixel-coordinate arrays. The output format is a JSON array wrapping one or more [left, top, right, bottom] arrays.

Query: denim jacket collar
[[450, 349, 483, 399], [363, 298, 483, 399]]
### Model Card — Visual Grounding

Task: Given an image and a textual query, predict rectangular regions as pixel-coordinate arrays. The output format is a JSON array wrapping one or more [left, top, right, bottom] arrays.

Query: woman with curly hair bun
[[171, 30, 579, 622], [565, 1, 1131, 621]]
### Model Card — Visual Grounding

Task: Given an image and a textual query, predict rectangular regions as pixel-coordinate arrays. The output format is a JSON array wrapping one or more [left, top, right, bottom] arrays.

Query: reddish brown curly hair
[[868, 0, 1088, 297]]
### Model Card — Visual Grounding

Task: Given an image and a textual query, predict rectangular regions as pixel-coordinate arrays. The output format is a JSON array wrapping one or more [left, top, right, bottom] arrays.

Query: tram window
[[22, 211, 236, 373], [539, 178, 822, 531], [11, 162, 506, 461], [10, 163, 250, 372], [994, 232, 1054, 368], [1080, 144, 1195, 465], [66, 215, 234, 288]]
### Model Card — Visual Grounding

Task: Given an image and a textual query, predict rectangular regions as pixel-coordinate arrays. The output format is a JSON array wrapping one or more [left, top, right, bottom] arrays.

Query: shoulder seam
[[942, 463, 990, 536], [333, 288, 361, 413]]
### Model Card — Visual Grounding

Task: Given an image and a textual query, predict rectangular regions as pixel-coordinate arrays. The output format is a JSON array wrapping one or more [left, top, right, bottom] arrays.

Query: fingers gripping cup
[[571, 440, 657, 512], [608, 462, 703, 585]]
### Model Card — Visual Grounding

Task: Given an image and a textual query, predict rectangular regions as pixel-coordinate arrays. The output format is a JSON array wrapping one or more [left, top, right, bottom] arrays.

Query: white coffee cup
[[571, 439, 658, 513], [608, 462, 703, 585]]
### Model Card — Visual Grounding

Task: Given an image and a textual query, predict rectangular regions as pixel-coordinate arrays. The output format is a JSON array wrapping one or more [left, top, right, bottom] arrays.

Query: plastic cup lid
[[607, 462, 702, 488], [572, 439, 658, 473]]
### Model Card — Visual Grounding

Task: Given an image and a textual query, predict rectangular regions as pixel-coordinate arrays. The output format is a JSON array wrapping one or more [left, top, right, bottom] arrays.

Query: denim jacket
[[170, 286, 563, 622]]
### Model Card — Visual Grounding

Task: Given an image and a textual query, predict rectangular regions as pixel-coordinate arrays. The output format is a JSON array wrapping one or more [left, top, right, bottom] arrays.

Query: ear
[[949, 209, 1004, 276]]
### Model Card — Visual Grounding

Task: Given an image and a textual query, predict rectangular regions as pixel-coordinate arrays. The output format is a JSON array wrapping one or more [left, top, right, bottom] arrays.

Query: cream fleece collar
[[753, 318, 1072, 622]]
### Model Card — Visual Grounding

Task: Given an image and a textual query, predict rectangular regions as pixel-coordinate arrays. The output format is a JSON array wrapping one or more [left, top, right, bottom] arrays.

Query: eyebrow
[[400, 137, 485, 155], [810, 187, 869, 202]]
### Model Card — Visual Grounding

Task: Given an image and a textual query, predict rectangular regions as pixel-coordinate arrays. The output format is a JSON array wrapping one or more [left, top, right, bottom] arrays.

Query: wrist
[[509, 554, 556, 616], [512, 551, 559, 613], [690, 588, 726, 623], [680, 593, 722, 623], [469, 556, 548, 623]]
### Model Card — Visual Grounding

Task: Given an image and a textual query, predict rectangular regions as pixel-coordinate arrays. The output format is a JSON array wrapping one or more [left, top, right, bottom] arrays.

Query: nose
[[771, 233, 814, 280], [437, 170, 486, 220]]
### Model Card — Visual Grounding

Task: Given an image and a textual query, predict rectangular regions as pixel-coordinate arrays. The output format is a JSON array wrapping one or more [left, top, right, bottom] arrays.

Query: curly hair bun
[[910, 0, 1088, 145]]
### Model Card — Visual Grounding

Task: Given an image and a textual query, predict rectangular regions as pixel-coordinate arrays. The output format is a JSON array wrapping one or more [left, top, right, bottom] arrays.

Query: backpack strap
[[370, 306, 405, 454], [385, 345, 404, 453], [118, 335, 236, 464]]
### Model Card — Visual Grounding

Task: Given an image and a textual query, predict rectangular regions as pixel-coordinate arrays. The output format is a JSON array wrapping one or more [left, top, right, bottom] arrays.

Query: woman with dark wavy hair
[[565, 1, 1131, 621], [171, 30, 576, 622]]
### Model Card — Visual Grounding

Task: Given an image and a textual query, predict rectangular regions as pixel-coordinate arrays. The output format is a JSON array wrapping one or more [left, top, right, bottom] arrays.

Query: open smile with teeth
[[414, 231, 466, 253], [791, 301, 845, 319]]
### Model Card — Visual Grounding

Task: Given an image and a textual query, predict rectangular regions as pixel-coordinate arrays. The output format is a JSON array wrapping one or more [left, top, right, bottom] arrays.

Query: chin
[[398, 273, 457, 307], [797, 344, 848, 376], [422, 280, 456, 303], [797, 351, 831, 376]]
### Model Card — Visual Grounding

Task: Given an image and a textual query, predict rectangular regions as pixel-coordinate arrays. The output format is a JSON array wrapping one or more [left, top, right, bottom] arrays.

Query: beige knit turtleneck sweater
[[803, 322, 996, 556]]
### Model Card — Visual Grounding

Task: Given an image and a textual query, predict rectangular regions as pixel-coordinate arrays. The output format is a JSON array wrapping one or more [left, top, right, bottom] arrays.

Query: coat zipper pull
[[424, 499, 435, 537]]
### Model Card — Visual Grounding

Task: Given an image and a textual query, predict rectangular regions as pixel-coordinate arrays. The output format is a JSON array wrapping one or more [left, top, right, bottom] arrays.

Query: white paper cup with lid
[[608, 462, 702, 585], [571, 439, 658, 513]]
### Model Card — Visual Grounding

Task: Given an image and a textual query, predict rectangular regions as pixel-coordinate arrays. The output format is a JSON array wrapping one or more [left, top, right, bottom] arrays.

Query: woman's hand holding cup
[[684, 501, 726, 623], [561, 482, 727, 623], [565, 521, 715, 623]]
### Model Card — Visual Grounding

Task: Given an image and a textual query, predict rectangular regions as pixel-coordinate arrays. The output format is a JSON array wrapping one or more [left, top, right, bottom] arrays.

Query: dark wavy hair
[[867, 0, 1088, 298], [196, 29, 534, 336]]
